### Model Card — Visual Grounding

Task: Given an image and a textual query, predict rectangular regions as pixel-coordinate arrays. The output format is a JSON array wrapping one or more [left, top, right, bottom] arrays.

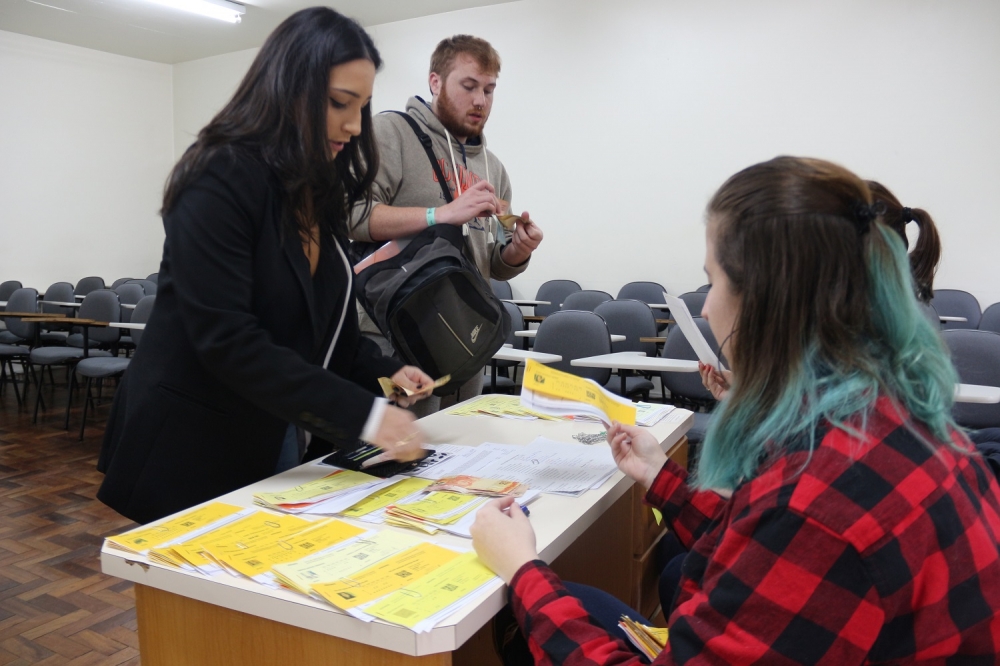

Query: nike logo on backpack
[[470, 324, 482, 344]]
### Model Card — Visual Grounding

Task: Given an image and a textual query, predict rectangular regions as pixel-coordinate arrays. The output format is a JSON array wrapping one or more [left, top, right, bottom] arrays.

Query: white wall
[[0, 30, 174, 292], [172, 0, 1000, 307]]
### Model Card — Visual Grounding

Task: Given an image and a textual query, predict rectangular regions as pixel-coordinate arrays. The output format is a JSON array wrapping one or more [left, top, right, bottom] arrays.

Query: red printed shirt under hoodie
[[510, 396, 1000, 664]]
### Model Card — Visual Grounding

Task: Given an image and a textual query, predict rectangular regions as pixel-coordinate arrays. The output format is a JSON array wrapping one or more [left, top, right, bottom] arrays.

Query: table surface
[[74, 294, 86, 300], [109, 322, 146, 330], [954, 383, 1000, 404], [121, 303, 137, 309], [514, 330, 625, 342], [0, 301, 5, 307], [502, 299, 551, 306], [939, 316, 969, 322], [571, 351, 701, 373], [493, 346, 561, 363], [101, 400, 692, 657], [39, 300, 82, 308]]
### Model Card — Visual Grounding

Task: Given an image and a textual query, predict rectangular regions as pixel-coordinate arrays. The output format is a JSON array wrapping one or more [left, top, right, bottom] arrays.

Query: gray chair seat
[[66, 332, 106, 349], [77, 357, 130, 378], [0, 331, 23, 345], [29, 346, 111, 363], [605, 375, 655, 397], [0, 344, 32, 357]]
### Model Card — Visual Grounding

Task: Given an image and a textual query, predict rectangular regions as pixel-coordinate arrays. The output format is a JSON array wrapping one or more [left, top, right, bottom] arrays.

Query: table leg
[[491, 360, 498, 394], [83, 326, 89, 358], [621, 369, 628, 398]]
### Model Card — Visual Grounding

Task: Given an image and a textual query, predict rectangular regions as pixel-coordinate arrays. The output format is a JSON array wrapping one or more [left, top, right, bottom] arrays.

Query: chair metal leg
[[79, 377, 93, 441], [8, 360, 23, 406], [64, 372, 77, 430], [32, 364, 46, 423]]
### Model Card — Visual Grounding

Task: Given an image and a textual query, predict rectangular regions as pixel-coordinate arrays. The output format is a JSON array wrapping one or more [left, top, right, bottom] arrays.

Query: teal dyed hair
[[695, 157, 959, 492]]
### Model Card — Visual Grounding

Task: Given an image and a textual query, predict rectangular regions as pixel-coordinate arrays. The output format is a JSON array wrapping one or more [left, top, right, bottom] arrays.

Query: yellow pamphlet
[[619, 615, 669, 660], [211, 518, 366, 579], [386, 492, 484, 526], [167, 511, 310, 572], [105, 502, 243, 555], [521, 359, 637, 425], [446, 394, 560, 420], [272, 530, 420, 596], [364, 552, 497, 629], [311, 542, 460, 610], [254, 470, 378, 508], [377, 374, 450, 398], [341, 478, 433, 518]]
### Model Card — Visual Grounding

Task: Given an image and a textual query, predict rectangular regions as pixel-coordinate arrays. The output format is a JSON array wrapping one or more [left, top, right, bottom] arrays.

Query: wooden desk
[[522, 315, 545, 323], [101, 403, 692, 665]]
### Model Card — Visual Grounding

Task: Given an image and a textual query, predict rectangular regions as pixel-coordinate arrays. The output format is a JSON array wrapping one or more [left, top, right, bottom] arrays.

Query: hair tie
[[900, 207, 915, 223], [851, 200, 884, 235]]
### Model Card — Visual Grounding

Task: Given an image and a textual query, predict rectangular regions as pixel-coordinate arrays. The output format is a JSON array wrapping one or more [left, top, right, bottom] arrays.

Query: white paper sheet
[[663, 292, 723, 368]]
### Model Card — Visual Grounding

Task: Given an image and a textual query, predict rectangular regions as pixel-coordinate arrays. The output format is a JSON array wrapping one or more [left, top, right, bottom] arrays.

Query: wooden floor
[[0, 368, 140, 665]]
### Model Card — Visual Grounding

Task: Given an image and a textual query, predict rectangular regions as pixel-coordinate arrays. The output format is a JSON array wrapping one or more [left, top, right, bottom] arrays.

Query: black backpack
[[353, 112, 511, 395]]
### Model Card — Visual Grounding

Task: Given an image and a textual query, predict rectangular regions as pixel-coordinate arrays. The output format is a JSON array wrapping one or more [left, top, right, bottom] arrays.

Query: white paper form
[[467, 439, 619, 496], [662, 293, 724, 369]]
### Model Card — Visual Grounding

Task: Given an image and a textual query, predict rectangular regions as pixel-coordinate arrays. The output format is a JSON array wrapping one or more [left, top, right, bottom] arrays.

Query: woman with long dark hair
[[472, 157, 1000, 664], [98, 8, 431, 525]]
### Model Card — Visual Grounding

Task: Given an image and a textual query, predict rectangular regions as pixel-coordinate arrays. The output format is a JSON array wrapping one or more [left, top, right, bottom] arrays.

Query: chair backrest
[[115, 284, 145, 323], [535, 280, 581, 317], [490, 279, 513, 300], [127, 278, 157, 295], [660, 317, 720, 402], [110, 277, 134, 290], [75, 276, 105, 296], [696, 284, 711, 293], [0, 280, 22, 302], [4, 288, 39, 340], [146, 273, 159, 284], [943, 329, 1000, 429], [78, 289, 121, 343], [130, 296, 155, 347], [920, 302, 941, 329], [533, 310, 612, 384], [931, 289, 981, 330], [678, 291, 708, 318], [594, 299, 657, 357], [980, 303, 1000, 335], [616, 281, 670, 331], [41, 282, 75, 315], [561, 290, 613, 313], [501, 300, 526, 349]]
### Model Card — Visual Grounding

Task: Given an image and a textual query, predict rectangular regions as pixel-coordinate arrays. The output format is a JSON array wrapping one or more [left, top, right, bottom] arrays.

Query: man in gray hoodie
[[349, 35, 543, 415]]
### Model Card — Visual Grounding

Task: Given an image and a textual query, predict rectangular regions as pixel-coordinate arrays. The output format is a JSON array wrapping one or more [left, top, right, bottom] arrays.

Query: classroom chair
[[931, 289, 981, 330], [943, 329, 1000, 429], [561, 290, 613, 313], [0, 288, 40, 406], [677, 291, 708, 318], [593, 299, 656, 400], [616, 281, 671, 331], [490, 279, 513, 300], [533, 310, 611, 384], [979, 303, 1000, 335], [534, 280, 581, 318], [74, 276, 106, 297], [659, 317, 721, 445]]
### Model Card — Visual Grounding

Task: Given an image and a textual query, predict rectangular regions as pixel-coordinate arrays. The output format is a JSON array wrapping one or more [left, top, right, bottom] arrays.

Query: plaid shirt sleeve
[[510, 501, 883, 666], [644, 459, 730, 549]]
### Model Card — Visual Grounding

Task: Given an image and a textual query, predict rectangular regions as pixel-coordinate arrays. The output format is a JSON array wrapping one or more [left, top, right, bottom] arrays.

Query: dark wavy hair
[[867, 180, 941, 303], [162, 7, 382, 239]]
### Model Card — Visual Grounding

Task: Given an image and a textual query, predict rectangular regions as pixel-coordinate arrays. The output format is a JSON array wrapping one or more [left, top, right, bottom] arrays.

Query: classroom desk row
[[101, 400, 694, 665]]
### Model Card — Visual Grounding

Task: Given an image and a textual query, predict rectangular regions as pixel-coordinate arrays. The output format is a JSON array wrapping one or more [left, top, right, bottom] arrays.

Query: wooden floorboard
[[0, 368, 140, 665]]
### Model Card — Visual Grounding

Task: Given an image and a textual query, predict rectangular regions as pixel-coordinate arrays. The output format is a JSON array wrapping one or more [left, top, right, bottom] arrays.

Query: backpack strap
[[386, 111, 454, 204]]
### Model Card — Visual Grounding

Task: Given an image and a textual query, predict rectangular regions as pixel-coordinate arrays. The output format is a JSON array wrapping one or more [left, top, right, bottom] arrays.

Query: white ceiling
[[0, 0, 518, 64]]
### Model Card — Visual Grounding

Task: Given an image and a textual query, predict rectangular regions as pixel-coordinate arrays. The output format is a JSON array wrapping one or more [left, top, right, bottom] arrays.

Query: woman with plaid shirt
[[470, 157, 1000, 665]]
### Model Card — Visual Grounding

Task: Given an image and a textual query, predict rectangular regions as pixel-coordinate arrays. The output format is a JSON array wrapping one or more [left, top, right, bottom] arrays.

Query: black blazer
[[98, 148, 402, 524]]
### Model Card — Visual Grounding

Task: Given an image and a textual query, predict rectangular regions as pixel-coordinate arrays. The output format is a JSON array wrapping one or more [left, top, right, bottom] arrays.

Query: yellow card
[[341, 478, 433, 518], [364, 552, 497, 629], [377, 375, 451, 398], [254, 470, 377, 506], [213, 518, 366, 579], [387, 492, 483, 525], [522, 359, 637, 425], [272, 530, 420, 596], [168, 511, 309, 571], [105, 502, 243, 554], [312, 542, 460, 609]]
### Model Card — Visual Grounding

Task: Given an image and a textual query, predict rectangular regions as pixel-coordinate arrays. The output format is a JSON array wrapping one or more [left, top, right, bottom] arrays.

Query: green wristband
[[426, 207, 436, 226]]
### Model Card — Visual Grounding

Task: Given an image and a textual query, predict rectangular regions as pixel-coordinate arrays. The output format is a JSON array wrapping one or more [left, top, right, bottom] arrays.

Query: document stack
[[520, 359, 637, 426], [253, 469, 396, 514], [619, 616, 669, 660]]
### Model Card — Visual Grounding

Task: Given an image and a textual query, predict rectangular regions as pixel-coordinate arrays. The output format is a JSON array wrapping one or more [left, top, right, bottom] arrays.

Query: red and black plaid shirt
[[510, 397, 1000, 664]]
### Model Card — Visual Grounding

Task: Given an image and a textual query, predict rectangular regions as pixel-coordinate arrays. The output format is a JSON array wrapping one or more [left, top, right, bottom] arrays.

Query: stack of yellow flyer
[[447, 394, 560, 421], [105, 502, 247, 556], [340, 477, 433, 522], [310, 542, 462, 618], [384, 492, 490, 535], [618, 616, 669, 660], [520, 359, 637, 426], [253, 470, 393, 515], [272, 530, 420, 596], [361, 552, 500, 632]]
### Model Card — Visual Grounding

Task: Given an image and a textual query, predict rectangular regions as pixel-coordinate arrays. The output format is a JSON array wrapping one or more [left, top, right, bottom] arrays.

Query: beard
[[435, 85, 488, 139]]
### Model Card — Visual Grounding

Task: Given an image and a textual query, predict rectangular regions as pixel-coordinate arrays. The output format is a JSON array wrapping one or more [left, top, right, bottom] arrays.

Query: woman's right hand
[[371, 405, 425, 461], [699, 362, 731, 401], [607, 422, 667, 490]]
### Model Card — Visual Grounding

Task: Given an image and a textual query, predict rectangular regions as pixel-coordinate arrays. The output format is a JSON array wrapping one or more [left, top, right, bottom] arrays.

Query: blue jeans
[[274, 424, 301, 474]]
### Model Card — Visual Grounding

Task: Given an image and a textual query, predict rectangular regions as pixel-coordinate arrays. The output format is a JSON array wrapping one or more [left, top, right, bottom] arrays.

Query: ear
[[428, 71, 442, 98]]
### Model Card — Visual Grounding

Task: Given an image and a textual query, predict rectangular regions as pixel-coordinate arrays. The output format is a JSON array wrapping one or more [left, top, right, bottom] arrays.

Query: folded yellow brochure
[[377, 374, 450, 398], [618, 615, 668, 660], [105, 502, 243, 555], [254, 470, 378, 508], [212, 518, 367, 580], [386, 492, 485, 526], [340, 478, 433, 519], [272, 530, 420, 596], [522, 359, 637, 426], [311, 542, 460, 610], [167, 511, 311, 572], [364, 552, 497, 629]]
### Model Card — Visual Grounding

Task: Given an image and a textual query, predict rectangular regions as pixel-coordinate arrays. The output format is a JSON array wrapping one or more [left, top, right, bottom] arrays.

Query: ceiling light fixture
[[146, 0, 245, 23]]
